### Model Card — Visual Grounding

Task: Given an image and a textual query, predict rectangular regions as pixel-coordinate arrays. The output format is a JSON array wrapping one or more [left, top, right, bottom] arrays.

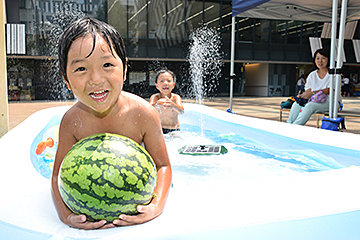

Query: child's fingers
[[67, 213, 86, 225], [113, 204, 156, 226], [78, 220, 110, 230], [68, 214, 110, 230], [137, 205, 146, 213], [113, 214, 145, 226]]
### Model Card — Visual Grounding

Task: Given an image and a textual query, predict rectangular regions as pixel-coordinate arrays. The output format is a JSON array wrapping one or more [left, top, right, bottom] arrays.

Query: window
[[255, 19, 269, 43], [270, 20, 286, 44]]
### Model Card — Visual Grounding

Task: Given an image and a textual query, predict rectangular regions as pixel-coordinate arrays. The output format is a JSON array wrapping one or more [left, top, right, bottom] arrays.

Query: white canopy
[[229, 0, 360, 119], [232, 0, 360, 22]]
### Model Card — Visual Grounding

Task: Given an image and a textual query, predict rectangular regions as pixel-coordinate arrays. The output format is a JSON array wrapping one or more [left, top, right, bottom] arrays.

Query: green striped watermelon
[[59, 133, 157, 222]]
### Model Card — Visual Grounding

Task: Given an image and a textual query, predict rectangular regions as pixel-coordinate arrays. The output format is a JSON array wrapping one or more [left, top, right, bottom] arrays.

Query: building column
[[0, 0, 9, 137]]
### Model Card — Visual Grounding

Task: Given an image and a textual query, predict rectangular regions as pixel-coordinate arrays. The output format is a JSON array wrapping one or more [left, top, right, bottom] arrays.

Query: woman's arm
[[301, 70, 330, 98], [311, 87, 330, 95], [299, 87, 330, 99]]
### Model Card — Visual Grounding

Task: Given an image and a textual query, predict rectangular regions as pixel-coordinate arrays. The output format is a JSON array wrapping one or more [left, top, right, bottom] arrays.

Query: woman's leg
[[292, 99, 330, 125], [287, 102, 302, 123]]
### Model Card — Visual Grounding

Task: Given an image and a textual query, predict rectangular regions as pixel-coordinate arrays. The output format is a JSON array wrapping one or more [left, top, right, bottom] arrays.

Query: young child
[[51, 17, 172, 230], [149, 69, 184, 134]]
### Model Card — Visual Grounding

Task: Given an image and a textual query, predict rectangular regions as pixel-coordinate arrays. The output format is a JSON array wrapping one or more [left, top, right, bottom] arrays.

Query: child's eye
[[75, 67, 86, 72], [103, 63, 113, 68]]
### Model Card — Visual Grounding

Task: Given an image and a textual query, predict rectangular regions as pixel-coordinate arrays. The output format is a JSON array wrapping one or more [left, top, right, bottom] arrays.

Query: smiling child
[[149, 69, 184, 134], [51, 17, 172, 230]]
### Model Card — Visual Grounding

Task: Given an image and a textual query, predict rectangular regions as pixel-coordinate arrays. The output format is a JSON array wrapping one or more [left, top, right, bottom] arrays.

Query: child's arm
[[165, 95, 184, 114], [51, 115, 114, 230], [149, 94, 160, 106], [113, 106, 172, 226]]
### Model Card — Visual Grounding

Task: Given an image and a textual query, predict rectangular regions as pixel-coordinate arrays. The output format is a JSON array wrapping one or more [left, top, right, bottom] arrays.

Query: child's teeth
[[91, 90, 108, 99]]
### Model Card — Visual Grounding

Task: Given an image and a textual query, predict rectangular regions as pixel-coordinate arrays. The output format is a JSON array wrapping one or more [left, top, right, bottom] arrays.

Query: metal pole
[[333, 0, 348, 118], [329, 0, 338, 119], [0, 0, 9, 138], [229, 16, 235, 113]]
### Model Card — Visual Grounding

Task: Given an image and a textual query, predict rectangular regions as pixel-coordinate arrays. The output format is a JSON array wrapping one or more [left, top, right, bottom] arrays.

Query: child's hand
[[66, 213, 115, 230], [157, 97, 173, 109], [112, 203, 160, 226]]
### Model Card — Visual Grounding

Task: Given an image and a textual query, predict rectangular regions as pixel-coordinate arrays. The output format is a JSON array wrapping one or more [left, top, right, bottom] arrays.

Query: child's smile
[[65, 34, 125, 113], [156, 72, 175, 95], [89, 90, 109, 102]]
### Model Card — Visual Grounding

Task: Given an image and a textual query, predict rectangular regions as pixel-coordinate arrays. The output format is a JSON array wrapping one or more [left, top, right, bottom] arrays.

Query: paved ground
[[8, 101, 76, 131], [6, 96, 360, 135], [201, 96, 360, 135]]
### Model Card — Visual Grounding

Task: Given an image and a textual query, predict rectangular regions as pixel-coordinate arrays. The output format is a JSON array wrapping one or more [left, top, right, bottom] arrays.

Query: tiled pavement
[[200, 96, 360, 134], [7, 96, 360, 135]]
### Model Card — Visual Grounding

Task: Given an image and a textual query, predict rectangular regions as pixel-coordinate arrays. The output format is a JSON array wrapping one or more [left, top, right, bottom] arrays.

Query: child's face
[[65, 34, 126, 113], [156, 72, 175, 94]]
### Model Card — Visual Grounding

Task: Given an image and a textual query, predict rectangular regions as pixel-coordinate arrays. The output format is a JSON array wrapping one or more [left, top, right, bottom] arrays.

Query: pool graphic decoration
[[30, 113, 62, 179], [178, 145, 228, 155]]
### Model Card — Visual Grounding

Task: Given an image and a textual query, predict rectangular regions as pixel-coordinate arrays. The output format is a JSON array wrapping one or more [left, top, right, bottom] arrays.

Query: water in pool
[[30, 106, 343, 182], [166, 124, 343, 182], [3, 104, 360, 240]]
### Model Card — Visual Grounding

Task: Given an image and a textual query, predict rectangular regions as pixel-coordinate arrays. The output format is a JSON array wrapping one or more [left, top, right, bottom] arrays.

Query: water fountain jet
[[188, 25, 223, 105]]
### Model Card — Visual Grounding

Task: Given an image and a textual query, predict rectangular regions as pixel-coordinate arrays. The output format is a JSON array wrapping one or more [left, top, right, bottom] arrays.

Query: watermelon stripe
[[60, 185, 147, 220], [59, 133, 157, 222], [60, 175, 155, 203], [60, 156, 155, 194], [61, 151, 155, 191]]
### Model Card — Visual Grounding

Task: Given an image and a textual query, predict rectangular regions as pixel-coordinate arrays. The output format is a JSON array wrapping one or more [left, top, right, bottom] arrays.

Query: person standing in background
[[296, 74, 305, 94]]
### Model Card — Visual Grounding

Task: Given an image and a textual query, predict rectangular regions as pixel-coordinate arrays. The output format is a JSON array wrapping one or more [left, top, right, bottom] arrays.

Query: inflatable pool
[[1, 103, 360, 239]]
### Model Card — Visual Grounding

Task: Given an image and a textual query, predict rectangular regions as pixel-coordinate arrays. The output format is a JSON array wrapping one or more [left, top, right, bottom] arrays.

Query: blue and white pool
[[1, 103, 360, 239]]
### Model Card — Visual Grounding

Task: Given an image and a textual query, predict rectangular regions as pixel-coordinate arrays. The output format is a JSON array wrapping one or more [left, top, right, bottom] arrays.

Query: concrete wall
[[244, 63, 269, 96]]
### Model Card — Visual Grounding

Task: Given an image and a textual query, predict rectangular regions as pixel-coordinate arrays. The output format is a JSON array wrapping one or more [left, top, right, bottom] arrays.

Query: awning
[[229, 0, 360, 119], [232, 0, 360, 22]]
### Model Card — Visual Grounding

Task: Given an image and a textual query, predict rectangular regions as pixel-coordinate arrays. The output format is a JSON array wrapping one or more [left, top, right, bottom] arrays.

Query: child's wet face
[[156, 72, 175, 94], [66, 34, 125, 113]]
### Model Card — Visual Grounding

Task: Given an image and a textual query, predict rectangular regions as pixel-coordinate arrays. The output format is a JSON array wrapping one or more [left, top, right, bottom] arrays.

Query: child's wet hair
[[155, 69, 176, 83], [58, 17, 127, 82]]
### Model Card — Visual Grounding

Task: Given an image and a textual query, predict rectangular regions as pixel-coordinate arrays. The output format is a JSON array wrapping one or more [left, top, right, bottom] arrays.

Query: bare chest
[[74, 115, 143, 144]]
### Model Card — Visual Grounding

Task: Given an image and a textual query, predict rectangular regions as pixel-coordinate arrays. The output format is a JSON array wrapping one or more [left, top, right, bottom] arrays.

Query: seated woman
[[287, 48, 337, 125]]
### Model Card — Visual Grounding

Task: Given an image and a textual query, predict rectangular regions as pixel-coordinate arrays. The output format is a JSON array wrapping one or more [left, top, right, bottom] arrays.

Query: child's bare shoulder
[[61, 103, 80, 121], [171, 93, 182, 100], [150, 92, 161, 100], [124, 92, 161, 130], [59, 103, 87, 129], [124, 91, 155, 111]]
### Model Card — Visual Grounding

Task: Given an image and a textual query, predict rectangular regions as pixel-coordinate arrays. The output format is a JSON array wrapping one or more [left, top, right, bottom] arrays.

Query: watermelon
[[58, 133, 157, 222]]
